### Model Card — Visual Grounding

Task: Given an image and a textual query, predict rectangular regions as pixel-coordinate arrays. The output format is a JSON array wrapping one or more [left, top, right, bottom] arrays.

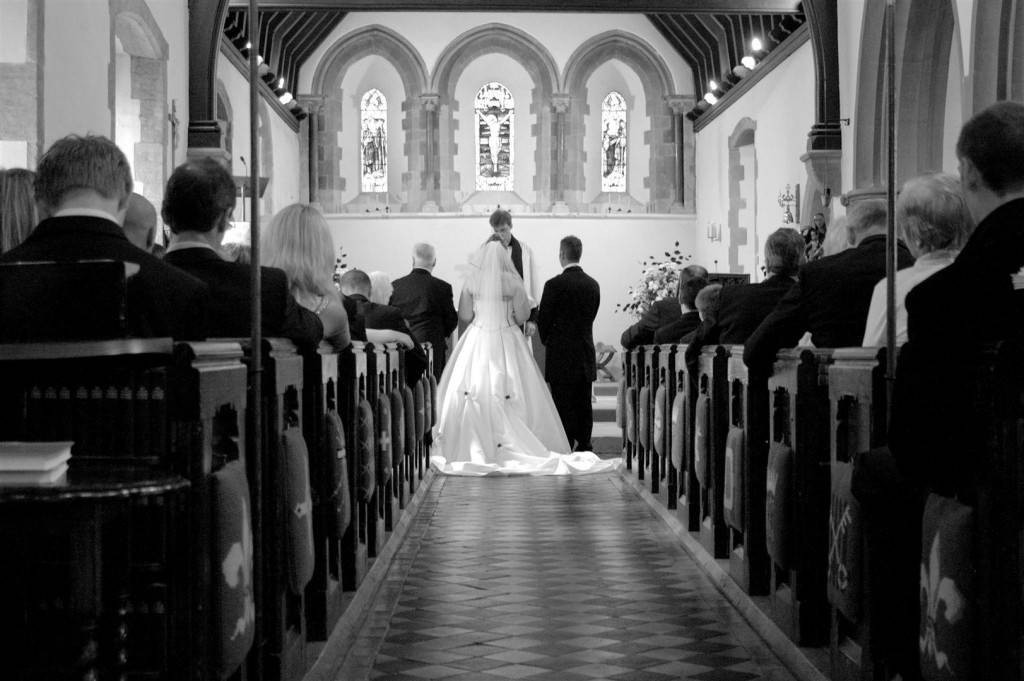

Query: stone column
[[550, 93, 571, 214], [297, 95, 325, 205], [664, 95, 692, 213], [420, 93, 440, 212]]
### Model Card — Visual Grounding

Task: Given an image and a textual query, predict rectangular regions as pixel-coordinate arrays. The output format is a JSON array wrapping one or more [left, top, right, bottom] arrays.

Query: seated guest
[[685, 227, 804, 368], [122, 192, 158, 253], [161, 158, 322, 351], [620, 264, 708, 349], [390, 243, 459, 381], [368, 270, 393, 305], [262, 203, 351, 351], [689, 283, 723, 339], [1, 168, 37, 254], [822, 216, 850, 256], [0, 135, 207, 339], [862, 173, 973, 346], [340, 268, 427, 384], [744, 199, 914, 372], [652, 276, 707, 343]]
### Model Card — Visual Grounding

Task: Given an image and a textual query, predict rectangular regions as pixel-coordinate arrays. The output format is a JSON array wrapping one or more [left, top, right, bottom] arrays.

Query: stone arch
[[851, 0, 888, 199], [311, 26, 428, 212], [972, 0, 1018, 110], [215, 79, 233, 163], [258, 100, 273, 217], [728, 118, 757, 274], [431, 24, 560, 210], [110, 0, 169, 213], [561, 31, 679, 213]]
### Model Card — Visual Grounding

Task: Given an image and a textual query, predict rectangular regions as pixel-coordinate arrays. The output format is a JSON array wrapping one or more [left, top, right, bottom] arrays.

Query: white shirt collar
[[53, 207, 121, 225], [562, 262, 580, 271], [165, 239, 220, 254]]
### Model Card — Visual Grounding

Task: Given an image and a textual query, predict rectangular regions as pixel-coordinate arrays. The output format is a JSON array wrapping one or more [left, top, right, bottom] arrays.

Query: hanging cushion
[[356, 398, 376, 502], [919, 493, 973, 681], [670, 392, 686, 471], [827, 461, 862, 622], [723, 426, 745, 531], [376, 394, 392, 484], [653, 384, 668, 456], [403, 385, 416, 462], [765, 441, 793, 570], [413, 381, 425, 442], [212, 460, 255, 679], [281, 427, 315, 595], [325, 409, 351, 538], [615, 378, 626, 428], [389, 390, 405, 477], [638, 386, 651, 451], [693, 394, 710, 489], [428, 373, 438, 427], [625, 386, 637, 444]]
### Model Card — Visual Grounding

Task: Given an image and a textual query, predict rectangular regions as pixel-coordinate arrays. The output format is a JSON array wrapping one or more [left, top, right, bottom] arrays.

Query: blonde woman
[[262, 203, 351, 350], [0, 169, 37, 254]]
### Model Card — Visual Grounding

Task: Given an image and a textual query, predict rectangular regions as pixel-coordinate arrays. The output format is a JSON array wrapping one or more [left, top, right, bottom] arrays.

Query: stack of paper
[[0, 442, 73, 484]]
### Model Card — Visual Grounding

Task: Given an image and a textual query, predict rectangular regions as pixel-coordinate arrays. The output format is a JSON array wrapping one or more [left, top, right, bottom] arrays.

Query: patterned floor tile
[[342, 475, 795, 681]]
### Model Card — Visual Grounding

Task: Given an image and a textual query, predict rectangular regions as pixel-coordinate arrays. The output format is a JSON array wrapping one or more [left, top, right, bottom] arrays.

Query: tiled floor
[[339, 473, 797, 681]]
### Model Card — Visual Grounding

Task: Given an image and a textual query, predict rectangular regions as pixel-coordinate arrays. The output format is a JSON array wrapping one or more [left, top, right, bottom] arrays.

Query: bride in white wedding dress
[[430, 240, 619, 476]]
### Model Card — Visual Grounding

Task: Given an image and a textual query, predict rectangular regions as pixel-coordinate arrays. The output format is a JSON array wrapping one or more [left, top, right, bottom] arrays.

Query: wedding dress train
[[430, 242, 619, 476]]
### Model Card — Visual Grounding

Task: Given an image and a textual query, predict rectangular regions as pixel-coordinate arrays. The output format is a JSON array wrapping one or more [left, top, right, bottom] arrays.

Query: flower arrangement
[[614, 241, 692, 318], [332, 245, 348, 289]]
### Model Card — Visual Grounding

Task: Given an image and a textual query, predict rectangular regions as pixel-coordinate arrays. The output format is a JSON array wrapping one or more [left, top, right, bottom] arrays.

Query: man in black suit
[[161, 158, 323, 351], [652, 276, 708, 343], [684, 227, 804, 367], [620, 264, 708, 349], [0, 134, 207, 340], [538, 236, 600, 452], [389, 243, 458, 380], [744, 200, 914, 372], [341, 268, 427, 385]]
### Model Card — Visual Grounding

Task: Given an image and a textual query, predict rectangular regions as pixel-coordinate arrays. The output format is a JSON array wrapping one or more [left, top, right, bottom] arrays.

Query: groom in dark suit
[[538, 236, 600, 452]]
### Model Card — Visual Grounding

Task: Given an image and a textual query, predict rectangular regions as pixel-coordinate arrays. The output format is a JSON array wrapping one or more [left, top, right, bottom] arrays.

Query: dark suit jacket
[[652, 310, 701, 344], [620, 297, 683, 349], [389, 268, 458, 353], [538, 265, 600, 383], [744, 234, 914, 371], [508, 235, 539, 325], [347, 293, 428, 385], [163, 247, 322, 351], [890, 198, 1024, 495], [0, 216, 208, 340], [684, 275, 797, 368]]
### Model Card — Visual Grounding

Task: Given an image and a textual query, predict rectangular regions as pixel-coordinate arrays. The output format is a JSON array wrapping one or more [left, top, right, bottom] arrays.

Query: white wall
[[298, 12, 693, 96], [693, 41, 816, 279], [218, 50, 302, 220], [325, 214, 697, 346], [146, 0, 189, 176]]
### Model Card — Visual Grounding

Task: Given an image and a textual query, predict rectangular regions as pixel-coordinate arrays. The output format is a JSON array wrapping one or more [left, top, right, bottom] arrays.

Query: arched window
[[601, 91, 627, 192], [475, 82, 514, 191], [360, 89, 387, 193]]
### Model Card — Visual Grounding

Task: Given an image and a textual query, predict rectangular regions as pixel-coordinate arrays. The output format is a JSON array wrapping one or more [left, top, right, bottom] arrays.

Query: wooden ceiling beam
[[227, 0, 798, 13]]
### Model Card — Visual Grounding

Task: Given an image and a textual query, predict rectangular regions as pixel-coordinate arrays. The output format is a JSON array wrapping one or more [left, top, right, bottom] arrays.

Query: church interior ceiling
[[224, 1, 804, 99]]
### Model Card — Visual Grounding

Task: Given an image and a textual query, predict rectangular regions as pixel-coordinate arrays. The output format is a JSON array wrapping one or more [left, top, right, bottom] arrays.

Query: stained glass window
[[475, 82, 514, 191], [360, 89, 387, 193], [601, 91, 627, 192]]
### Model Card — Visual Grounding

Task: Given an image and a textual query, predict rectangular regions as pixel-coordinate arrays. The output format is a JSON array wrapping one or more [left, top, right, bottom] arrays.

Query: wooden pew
[[241, 338, 309, 681], [301, 344, 343, 642], [638, 345, 659, 487], [673, 344, 700, 532], [825, 347, 888, 681], [766, 348, 833, 646], [726, 346, 770, 595], [622, 348, 639, 472], [693, 345, 729, 558], [651, 344, 677, 507], [386, 346, 407, 511], [0, 340, 252, 681], [337, 342, 370, 590], [372, 342, 401, 533], [361, 343, 388, 558]]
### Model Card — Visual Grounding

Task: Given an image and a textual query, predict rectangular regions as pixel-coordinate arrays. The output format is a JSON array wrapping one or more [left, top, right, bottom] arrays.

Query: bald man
[[123, 192, 158, 252]]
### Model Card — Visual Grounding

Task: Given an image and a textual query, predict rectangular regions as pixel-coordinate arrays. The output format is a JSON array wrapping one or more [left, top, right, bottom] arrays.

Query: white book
[[0, 442, 74, 471], [0, 462, 69, 485]]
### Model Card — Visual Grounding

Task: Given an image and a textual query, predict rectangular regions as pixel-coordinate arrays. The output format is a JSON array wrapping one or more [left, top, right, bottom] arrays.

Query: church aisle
[[336, 474, 797, 681]]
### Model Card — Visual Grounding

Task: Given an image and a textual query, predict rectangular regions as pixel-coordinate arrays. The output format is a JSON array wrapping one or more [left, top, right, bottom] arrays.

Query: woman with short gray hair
[[861, 173, 974, 346]]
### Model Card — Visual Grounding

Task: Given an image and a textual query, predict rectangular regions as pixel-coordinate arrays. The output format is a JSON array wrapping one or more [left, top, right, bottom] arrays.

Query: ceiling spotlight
[[279, 92, 294, 105], [732, 64, 751, 79], [750, 37, 762, 52], [256, 54, 264, 66], [277, 77, 286, 89], [244, 41, 252, 50], [708, 79, 718, 91], [703, 92, 718, 105]]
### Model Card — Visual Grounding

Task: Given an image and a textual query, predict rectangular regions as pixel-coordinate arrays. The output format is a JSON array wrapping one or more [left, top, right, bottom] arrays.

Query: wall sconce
[[706, 221, 722, 242]]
